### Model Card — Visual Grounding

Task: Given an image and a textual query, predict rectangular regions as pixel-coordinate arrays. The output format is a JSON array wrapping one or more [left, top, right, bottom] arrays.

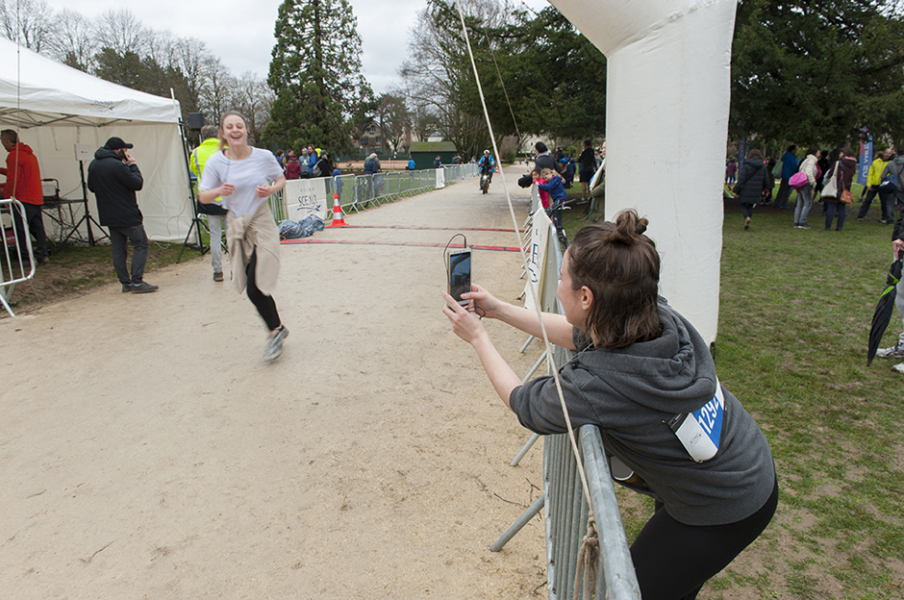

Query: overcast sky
[[38, 0, 551, 94]]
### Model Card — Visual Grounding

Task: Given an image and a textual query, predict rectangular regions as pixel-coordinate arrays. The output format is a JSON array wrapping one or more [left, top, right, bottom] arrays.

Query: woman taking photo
[[442, 211, 777, 600], [199, 112, 289, 361]]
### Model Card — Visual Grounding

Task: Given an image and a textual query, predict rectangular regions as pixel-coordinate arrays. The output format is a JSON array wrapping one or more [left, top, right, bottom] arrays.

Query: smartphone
[[448, 248, 472, 306]]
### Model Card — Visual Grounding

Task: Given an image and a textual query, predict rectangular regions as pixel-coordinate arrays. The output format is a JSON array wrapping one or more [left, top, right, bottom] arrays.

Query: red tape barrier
[[281, 238, 523, 252]]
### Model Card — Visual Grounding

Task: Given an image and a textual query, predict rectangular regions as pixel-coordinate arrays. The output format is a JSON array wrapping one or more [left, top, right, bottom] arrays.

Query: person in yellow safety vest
[[190, 125, 229, 282]]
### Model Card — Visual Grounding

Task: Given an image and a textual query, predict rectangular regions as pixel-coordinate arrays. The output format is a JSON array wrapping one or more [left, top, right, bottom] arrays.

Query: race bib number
[[667, 383, 725, 463]]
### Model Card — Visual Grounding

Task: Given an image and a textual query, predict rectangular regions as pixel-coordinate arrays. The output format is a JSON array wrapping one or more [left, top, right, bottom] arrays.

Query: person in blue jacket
[[562, 156, 576, 189], [477, 150, 496, 189], [537, 167, 568, 246], [306, 145, 318, 172], [773, 145, 798, 209]]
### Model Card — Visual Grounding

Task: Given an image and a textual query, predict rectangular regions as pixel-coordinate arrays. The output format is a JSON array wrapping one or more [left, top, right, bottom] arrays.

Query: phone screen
[[448, 250, 471, 305]]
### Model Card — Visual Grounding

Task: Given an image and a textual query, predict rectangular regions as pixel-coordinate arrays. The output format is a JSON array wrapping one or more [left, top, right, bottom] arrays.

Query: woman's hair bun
[[610, 210, 648, 244]]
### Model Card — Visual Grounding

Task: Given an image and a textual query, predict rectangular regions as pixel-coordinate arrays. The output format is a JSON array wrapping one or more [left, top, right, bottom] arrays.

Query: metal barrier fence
[[495, 217, 641, 600], [349, 169, 437, 212], [266, 166, 477, 222], [1, 198, 36, 317], [443, 163, 479, 183], [546, 428, 641, 600]]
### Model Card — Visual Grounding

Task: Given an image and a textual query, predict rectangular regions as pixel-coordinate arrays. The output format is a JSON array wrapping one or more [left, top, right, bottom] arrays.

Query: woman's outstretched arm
[[463, 284, 576, 350]]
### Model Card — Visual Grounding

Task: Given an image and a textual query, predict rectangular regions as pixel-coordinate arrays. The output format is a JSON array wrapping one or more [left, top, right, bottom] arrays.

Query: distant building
[[409, 141, 457, 170], [354, 121, 385, 154]]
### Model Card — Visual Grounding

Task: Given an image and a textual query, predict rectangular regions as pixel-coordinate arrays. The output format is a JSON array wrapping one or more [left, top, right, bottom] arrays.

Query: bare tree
[[232, 72, 274, 145], [410, 103, 440, 143], [94, 8, 148, 56], [145, 28, 178, 70], [373, 93, 410, 152], [45, 9, 97, 71], [174, 37, 215, 112], [399, 0, 510, 154], [200, 57, 237, 128], [0, 0, 56, 53]]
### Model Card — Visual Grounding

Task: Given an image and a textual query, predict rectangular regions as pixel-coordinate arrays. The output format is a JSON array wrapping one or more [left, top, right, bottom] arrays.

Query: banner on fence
[[523, 209, 552, 313], [284, 178, 328, 221], [435, 168, 445, 190]]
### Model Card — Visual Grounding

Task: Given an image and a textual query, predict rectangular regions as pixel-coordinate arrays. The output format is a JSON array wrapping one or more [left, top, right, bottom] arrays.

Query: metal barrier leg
[[519, 335, 534, 353], [0, 288, 16, 318], [511, 432, 541, 467], [490, 492, 546, 552], [522, 349, 547, 382]]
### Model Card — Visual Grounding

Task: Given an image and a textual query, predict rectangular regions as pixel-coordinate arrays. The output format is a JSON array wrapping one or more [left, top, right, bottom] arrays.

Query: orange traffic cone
[[328, 192, 347, 227]]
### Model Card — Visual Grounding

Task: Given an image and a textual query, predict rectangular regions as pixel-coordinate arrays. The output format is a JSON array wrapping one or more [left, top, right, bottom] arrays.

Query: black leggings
[[630, 477, 778, 600], [246, 249, 281, 331]]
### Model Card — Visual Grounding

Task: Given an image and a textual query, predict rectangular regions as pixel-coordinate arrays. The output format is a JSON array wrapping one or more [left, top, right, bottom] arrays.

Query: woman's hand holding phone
[[442, 291, 486, 346], [460, 284, 501, 320]]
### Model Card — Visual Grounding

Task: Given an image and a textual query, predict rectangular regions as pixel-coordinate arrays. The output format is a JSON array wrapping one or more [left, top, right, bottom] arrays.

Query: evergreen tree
[[265, 0, 370, 153], [731, 0, 904, 146]]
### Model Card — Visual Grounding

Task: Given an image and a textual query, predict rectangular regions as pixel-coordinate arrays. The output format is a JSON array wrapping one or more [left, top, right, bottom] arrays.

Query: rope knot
[[573, 515, 601, 600]]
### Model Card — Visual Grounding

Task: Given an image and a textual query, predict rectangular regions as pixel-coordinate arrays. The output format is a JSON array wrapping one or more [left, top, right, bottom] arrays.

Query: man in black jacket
[[533, 141, 558, 173], [87, 137, 158, 293]]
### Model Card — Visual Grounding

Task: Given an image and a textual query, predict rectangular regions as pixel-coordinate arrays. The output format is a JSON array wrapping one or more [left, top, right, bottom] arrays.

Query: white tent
[[0, 36, 193, 242], [549, 0, 737, 344]]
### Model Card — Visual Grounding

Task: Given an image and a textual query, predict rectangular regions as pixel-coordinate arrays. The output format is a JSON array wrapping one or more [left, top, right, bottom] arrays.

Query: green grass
[[562, 190, 904, 598]]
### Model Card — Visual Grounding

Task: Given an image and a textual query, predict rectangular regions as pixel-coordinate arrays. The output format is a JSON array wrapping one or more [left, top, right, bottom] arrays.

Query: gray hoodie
[[881, 156, 904, 203], [509, 303, 775, 526]]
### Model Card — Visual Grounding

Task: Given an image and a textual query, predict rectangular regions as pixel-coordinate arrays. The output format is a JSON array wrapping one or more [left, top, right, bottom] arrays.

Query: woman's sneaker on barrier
[[264, 325, 289, 361], [876, 342, 904, 359]]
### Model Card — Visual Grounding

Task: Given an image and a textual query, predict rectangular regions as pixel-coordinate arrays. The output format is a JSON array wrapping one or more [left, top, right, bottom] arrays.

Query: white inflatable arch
[[548, 0, 738, 344]]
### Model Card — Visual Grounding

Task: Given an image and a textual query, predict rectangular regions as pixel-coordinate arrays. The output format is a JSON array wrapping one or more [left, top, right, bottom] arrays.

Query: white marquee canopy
[[0, 36, 193, 242]]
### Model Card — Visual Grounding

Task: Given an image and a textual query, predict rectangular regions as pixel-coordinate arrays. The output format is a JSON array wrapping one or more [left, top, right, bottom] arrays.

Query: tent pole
[[176, 118, 209, 263]]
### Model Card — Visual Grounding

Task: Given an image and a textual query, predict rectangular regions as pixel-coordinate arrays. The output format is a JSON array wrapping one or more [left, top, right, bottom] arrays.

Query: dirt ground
[[1, 169, 552, 599]]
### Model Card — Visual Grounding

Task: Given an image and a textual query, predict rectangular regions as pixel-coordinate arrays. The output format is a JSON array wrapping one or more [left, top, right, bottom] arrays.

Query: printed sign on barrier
[[284, 179, 327, 222], [523, 209, 551, 312]]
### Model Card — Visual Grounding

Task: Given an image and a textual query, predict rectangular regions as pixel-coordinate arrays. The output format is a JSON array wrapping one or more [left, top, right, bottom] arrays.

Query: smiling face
[[221, 114, 248, 148]]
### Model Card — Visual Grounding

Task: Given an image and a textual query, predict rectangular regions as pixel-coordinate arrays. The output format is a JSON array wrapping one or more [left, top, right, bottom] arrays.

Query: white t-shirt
[[199, 148, 285, 217]]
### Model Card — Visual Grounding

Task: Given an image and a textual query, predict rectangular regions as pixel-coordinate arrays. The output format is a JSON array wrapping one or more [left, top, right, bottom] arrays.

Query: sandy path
[[0, 168, 549, 599]]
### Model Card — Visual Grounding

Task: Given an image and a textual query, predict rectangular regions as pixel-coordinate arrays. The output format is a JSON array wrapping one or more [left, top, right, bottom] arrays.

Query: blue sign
[[857, 129, 873, 186]]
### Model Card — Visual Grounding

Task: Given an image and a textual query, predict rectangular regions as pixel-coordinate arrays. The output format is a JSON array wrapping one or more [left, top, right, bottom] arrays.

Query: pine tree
[[265, 0, 370, 153], [731, 0, 904, 145]]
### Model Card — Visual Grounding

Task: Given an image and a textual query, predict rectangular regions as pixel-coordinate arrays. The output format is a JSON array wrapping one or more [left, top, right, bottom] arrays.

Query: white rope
[[452, 4, 598, 594]]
